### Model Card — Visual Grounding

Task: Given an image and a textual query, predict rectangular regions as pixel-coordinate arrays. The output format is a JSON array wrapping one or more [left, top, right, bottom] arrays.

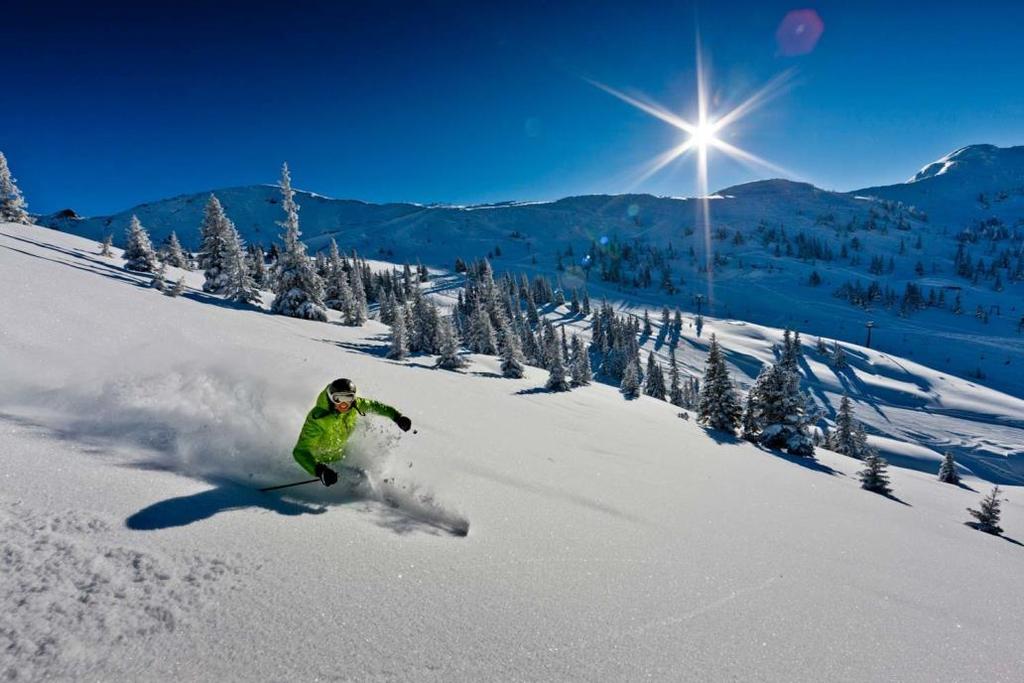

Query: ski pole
[[259, 478, 320, 492]]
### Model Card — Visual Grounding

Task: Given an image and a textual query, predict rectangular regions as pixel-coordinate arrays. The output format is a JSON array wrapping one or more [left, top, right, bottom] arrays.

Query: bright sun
[[689, 121, 718, 150]]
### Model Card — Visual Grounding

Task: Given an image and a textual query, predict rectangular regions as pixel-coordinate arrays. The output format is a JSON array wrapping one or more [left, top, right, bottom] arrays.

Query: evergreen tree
[[697, 334, 742, 432], [347, 268, 368, 325], [741, 391, 760, 441], [469, 307, 497, 354], [387, 308, 409, 360], [161, 231, 189, 269], [0, 151, 30, 224], [545, 336, 572, 392], [644, 352, 666, 400], [967, 486, 1005, 535], [499, 320, 526, 378], [620, 356, 642, 399], [642, 310, 652, 337], [859, 453, 892, 495], [668, 350, 685, 407], [248, 246, 268, 287], [123, 215, 158, 272], [827, 395, 870, 459], [745, 360, 815, 456], [270, 164, 327, 321], [436, 315, 467, 370], [937, 452, 961, 485], [570, 335, 592, 386], [222, 224, 261, 303], [198, 195, 232, 293], [409, 292, 441, 354], [99, 234, 113, 257], [831, 340, 848, 369]]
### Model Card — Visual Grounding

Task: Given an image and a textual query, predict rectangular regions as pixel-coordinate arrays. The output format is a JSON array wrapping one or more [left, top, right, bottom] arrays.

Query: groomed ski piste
[[2, 221, 1023, 681]]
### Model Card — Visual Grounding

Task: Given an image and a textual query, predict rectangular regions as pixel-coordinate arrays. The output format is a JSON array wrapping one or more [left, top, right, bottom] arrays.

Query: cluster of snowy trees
[[116, 163, 414, 319], [0, 151, 32, 225], [383, 259, 595, 386], [120, 215, 187, 296], [696, 330, 817, 456], [685, 333, 816, 459], [589, 303, 699, 405]]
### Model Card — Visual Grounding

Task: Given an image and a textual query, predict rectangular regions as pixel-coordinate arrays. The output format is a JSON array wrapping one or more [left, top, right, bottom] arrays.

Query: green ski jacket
[[292, 386, 401, 475]]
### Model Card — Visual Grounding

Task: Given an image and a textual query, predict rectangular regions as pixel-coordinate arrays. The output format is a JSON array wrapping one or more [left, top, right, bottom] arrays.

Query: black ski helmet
[[329, 378, 357, 397]]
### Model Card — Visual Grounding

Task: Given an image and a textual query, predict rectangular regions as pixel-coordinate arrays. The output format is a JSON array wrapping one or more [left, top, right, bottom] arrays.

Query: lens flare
[[588, 35, 797, 309]]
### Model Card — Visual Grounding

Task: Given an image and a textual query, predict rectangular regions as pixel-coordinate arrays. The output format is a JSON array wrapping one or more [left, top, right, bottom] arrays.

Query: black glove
[[315, 463, 338, 487], [394, 415, 412, 432]]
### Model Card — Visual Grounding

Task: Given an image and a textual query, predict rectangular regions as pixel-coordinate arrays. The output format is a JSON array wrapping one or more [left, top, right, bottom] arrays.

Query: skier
[[293, 378, 412, 486]]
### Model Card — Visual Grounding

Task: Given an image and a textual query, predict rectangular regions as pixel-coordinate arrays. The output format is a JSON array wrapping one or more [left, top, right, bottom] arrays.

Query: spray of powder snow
[[0, 364, 468, 534]]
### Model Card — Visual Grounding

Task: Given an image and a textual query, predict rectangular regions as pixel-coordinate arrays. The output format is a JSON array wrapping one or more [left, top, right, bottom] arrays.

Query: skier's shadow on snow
[[126, 481, 326, 530]]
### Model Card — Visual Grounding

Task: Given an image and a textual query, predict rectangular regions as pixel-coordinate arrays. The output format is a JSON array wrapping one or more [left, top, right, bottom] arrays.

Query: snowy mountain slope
[[37, 145, 1024, 399], [856, 144, 1024, 226], [2, 221, 1024, 681]]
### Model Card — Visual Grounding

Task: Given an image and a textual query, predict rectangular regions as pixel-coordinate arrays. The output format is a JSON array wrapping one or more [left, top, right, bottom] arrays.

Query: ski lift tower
[[865, 321, 876, 348]]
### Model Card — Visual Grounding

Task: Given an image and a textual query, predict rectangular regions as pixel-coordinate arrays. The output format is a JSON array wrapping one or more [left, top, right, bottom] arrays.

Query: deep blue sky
[[4, 0, 1023, 215]]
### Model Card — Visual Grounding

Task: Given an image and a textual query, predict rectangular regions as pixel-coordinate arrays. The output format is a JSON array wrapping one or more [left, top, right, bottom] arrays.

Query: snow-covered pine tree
[[859, 453, 892, 495], [469, 307, 497, 354], [436, 315, 467, 370], [222, 223, 261, 303], [780, 328, 802, 370], [151, 262, 167, 291], [162, 231, 189, 269], [937, 452, 961, 485], [270, 163, 327, 321], [248, 246, 268, 287], [499, 320, 526, 378], [545, 335, 572, 392], [387, 308, 409, 360], [620, 356, 642, 399], [827, 395, 869, 459], [570, 334, 592, 386], [166, 276, 185, 297], [831, 340, 848, 369], [747, 361, 815, 456], [347, 268, 368, 325], [743, 385, 766, 440], [99, 234, 113, 257], [644, 351, 666, 400], [668, 351, 685, 407], [409, 292, 441, 354], [0, 151, 31, 224], [967, 486, 1004, 535], [123, 215, 158, 273], [696, 334, 742, 432], [198, 195, 232, 293], [642, 310, 652, 337], [323, 240, 345, 306]]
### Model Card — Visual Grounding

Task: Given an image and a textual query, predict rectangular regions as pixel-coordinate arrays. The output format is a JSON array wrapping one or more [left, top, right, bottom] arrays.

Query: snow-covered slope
[[856, 144, 1024, 226], [2, 222, 1023, 681]]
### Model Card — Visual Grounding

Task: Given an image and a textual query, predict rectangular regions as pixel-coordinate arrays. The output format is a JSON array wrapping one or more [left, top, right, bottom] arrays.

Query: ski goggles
[[329, 391, 356, 407]]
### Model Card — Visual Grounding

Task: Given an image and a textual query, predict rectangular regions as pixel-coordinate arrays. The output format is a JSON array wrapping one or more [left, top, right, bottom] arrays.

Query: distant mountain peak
[[908, 143, 1023, 183]]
